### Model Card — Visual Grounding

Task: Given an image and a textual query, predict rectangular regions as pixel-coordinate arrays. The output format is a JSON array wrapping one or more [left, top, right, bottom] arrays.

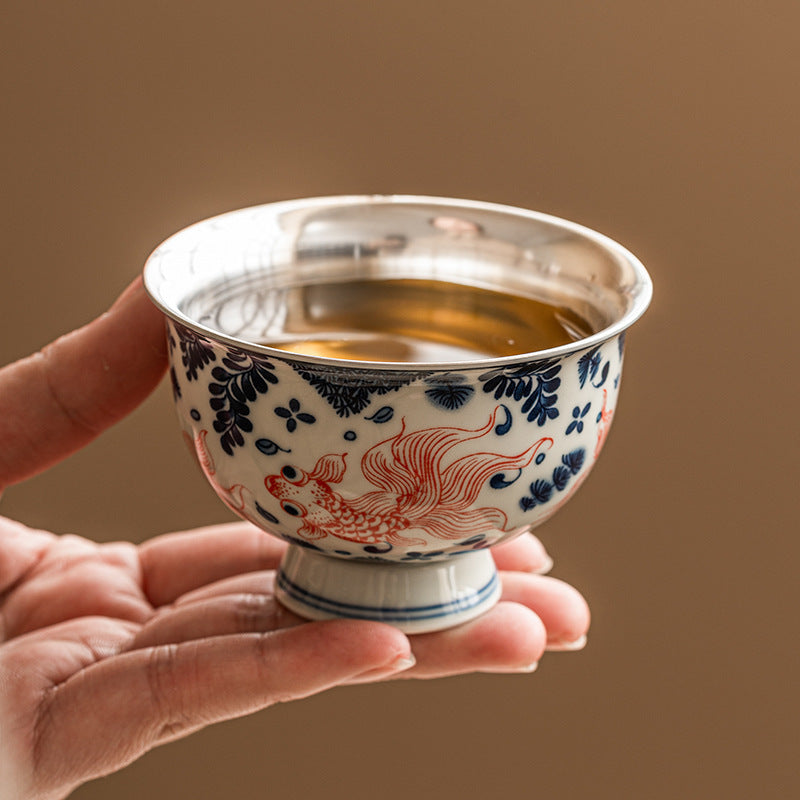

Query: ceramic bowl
[[143, 196, 651, 632]]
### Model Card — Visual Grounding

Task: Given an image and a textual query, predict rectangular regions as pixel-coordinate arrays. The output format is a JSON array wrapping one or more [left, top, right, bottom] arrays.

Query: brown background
[[1, 2, 797, 798]]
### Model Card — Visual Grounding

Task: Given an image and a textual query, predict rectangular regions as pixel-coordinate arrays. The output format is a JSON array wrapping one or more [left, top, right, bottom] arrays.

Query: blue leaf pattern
[[174, 323, 216, 381], [255, 502, 279, 524], [207, 348, 279, 455], [519, 448, 587, 511], [562, 448, 586, 475], [256, 438, 291, 456], [365, 406, 395, 423], [479, 359, 561, 427]]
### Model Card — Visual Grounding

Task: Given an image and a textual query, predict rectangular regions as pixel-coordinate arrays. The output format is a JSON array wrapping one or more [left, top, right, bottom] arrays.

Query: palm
[[0, 519, 301, 793], [2, 524, 149, 637]]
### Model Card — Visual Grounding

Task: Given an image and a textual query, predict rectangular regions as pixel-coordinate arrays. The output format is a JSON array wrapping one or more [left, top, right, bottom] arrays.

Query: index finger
[[0, 278, 167, 490]]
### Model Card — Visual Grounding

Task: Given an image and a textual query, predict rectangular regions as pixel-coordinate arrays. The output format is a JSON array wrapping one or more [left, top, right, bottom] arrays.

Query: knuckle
[[99, 540, 140, 569], [146, 643, 195, 738], [232, 593, 282, 633], [36, 345, 100, 436]]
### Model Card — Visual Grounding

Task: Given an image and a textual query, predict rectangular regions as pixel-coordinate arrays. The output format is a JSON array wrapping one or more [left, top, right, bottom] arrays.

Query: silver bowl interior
[[144, 196, 652, 369]]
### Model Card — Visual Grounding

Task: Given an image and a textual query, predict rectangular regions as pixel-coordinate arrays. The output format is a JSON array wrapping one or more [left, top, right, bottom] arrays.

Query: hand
[[0, 280, 590, 800]]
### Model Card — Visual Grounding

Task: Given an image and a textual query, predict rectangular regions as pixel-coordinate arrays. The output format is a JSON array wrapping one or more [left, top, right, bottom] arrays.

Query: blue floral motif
[[398, 535, 491, 561], [169, 366, 181, 400], [282, 534, 325, 552], [519, 447, 586, 511], [459, 534, 489, 549], [363, 542, 394, 555], [288, 362, 423, 418], [552, 465, 571, 491], [479, 358, 561, 426], [274, 398, 316, 432], [401, 549, 446, 562], [174, 323, 216, 381], [561, 448, 585, 475], [424, 373, 475, 410], [209, 348, 279, 455], [578, 346, 610, 389], [529, 479, 554, 505], [566, 402, 592, 435]]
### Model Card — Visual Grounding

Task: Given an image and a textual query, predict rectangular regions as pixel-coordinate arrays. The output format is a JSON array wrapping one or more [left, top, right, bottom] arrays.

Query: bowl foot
[[275, 545, 501, 633]]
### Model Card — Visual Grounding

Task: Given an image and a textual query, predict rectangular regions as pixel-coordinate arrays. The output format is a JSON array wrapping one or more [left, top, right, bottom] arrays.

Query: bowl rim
[[143, 194, 653, 371]]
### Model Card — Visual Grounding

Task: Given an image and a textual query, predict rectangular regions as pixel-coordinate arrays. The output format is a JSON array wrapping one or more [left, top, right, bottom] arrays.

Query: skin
[[0, 279, 590, 800]]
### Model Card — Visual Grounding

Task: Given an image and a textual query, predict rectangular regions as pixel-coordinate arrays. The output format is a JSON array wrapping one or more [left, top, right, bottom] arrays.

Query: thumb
[[33, 621, 412, 795]]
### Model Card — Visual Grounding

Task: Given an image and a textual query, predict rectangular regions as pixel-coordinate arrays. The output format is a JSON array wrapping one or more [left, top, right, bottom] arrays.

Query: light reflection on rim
[[143, 195, 653, 372]]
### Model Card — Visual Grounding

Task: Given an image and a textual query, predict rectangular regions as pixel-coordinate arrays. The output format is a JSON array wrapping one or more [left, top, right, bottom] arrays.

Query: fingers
[[139, 522, 286, 607], [366, 575, 588, 682], [32, 620, 413, 793], [491, 532, 553, 574], [129, 590, 302, 650], [171, 570, 277, 607], [1, 616, 140, 688], [0, 516, 56, 597], [366, 539, 588, 680], [0, 277, 167, 490], [134, 526, 585, 687], [492, 533, 589, 648], [499, 572, 590, 650], [141, 530, 587, 671], [393, 601, 547, 680], [165, 569, 588, 669], [132, 565, 587, 660]]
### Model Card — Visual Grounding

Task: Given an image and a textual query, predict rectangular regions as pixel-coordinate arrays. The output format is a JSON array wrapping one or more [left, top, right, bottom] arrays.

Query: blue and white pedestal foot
[[275, 545, 501, 634]]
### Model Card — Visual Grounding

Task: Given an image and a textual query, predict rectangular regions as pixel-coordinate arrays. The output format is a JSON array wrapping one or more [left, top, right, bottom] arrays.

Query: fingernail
[[546, 634, 587, 652], [533, 554, 554, 575], [517, 661, 539, 673], [350, 653, 416, 683], [387, 654, 416, 672]]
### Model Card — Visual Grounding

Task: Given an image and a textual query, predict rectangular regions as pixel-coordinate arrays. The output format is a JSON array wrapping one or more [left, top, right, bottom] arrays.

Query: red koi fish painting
[[594, 389, 614, 459], [190, 429, 254, 516], [264, 408, 552, 547]]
